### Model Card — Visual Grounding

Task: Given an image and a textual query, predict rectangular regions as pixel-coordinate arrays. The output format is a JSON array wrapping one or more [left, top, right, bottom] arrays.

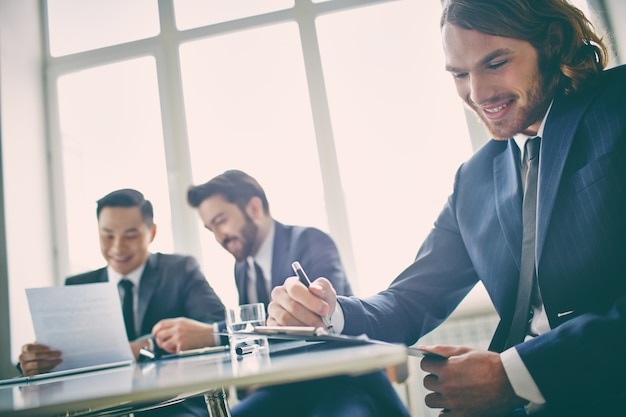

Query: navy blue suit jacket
[[230, 224, 411, 417], [234, 221, 353, 304], [339, 65, 626, 415]]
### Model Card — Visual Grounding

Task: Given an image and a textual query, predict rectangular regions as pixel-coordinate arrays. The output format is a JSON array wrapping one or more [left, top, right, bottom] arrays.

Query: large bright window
[[180, 22, 327, 304], [10, 0, 542, 358], [316, 1, 471, 294], [56, 58, 174, 274], [4, 0, 606, 370], [173, 0, 294, 29], [46, 0, 160, 56], [39, 0, 476, 311]]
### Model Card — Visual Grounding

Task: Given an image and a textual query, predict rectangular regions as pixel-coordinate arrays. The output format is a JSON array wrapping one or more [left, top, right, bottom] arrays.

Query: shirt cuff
[[501, 347, 546, 411], [330, 301, 345, 333], [212, 322, 221, 346]]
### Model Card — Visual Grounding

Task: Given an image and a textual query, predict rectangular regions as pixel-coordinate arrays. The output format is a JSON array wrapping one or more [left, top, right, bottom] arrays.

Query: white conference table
[[0, 340, 408, 417]]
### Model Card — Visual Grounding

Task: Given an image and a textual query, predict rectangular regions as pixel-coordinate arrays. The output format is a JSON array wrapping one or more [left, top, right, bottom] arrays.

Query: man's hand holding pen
[[268, 274, 337, 331]]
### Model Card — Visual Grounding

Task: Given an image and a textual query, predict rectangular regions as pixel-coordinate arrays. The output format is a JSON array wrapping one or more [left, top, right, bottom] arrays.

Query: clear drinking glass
[[225, 303, 268, 356]]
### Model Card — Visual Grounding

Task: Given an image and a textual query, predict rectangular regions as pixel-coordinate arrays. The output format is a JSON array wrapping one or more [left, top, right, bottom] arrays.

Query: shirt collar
[[249, 221, 275, 279], [108, 259, 147, 287], [513, 100, 552, 159]]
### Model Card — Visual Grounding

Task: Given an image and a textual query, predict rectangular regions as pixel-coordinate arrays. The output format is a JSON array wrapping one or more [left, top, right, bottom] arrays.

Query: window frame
[[43, 0, 410, 287]]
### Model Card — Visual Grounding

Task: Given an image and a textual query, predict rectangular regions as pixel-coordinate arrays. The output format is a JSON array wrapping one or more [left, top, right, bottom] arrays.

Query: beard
[[223, 213, 259, 263], [469, 55, 559, 140]]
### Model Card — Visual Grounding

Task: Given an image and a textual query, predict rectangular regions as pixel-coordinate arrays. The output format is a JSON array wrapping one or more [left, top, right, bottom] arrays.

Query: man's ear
[[546, 21, 564, 55], [149, 223, 157, 243], [244, 196, 264, 221]]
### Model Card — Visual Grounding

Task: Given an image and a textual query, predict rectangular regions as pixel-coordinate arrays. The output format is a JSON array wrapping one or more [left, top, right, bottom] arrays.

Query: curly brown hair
[[441, 0, 609, 95]]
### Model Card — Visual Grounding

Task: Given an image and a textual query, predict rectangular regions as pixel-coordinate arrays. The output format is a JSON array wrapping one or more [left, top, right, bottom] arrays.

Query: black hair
[[96, 188, 154, 226], [187, 170, 270, 214]]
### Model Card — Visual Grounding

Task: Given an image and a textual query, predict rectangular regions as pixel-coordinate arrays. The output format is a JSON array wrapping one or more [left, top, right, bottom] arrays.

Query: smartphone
[[408, 347, 448, 360]]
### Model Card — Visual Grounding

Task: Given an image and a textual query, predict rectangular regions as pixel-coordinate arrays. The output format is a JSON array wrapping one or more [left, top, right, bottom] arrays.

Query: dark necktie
[[119, 278, 137, 341], [505, 137, 541, 349], [253, 261, 270, 306]]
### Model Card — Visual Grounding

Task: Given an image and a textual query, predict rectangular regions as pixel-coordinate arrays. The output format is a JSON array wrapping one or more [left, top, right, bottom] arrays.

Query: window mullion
[[156, 0, 202, 259], [294, 0, 359, 292]]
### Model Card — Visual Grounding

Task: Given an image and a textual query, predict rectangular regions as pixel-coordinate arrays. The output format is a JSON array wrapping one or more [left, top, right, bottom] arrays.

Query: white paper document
[[25, 282, 134, 373]]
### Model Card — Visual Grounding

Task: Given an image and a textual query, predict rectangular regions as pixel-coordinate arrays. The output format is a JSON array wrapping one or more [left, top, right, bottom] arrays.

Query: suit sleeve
[[292, 227, 354, 296], [178, 256, 226, 323], [339, 189, 479, 345]]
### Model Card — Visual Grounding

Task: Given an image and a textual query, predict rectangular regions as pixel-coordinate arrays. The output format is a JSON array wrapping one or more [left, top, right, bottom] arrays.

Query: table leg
[[204, 387, 232, 417]]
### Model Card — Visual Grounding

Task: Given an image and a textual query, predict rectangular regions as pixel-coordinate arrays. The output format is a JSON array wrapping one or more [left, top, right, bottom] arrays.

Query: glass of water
[[225, 303, 268, 357]]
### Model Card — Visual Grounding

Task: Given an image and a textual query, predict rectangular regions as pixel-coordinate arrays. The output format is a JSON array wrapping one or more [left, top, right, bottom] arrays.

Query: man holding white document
[[19, 188, 225, 417]]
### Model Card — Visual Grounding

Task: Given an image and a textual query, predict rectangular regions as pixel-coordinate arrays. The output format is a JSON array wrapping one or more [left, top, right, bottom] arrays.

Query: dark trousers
[[231, 370, 410, 417]]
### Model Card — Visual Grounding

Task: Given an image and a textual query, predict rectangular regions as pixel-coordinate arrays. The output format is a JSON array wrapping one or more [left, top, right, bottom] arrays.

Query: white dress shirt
[[108, 261, 147, 338], [246, 222, 275, 304]]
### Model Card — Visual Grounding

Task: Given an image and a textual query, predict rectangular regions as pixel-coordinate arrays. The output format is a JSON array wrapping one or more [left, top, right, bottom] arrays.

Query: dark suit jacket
[[234, 221, 353, 305], [229, 223, 394, 417], [66, 252, 225, 417], [66, 252, 225, 336], [339, 65, 626, 415]]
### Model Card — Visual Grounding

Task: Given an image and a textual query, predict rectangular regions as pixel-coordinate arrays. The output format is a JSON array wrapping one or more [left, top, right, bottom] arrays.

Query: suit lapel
[[271, 222, 290, 288], [137, 253, 159, 332], [98, 268, 109, 283], [489, 141, 525, 352], [235, 261, 248, 305], [493, 141, 524, 268], [536, 93, 592, 261], [234, 222, 291, 304]]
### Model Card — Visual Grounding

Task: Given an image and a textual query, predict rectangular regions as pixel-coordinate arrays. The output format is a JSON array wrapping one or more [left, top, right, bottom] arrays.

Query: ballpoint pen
[[291, 261, 334, 333], [176, 345, 229, 357]]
